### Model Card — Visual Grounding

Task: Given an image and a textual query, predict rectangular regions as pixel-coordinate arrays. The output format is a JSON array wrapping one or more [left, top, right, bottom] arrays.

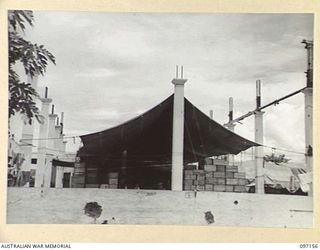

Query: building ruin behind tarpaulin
[[77, 95, 258, 189]]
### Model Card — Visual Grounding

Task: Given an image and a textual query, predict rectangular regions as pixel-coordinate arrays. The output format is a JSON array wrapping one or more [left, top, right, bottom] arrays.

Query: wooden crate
[[184, 179, 193, 185], [197, 186, 205, 191], [72, 176, 85, 181], [194, 180, 205, 186], [185, 174, 196, 180], [108, 172, 119, 178], [109, 178, 118, 185], [204, 158, 214, 165], [194, 170, 205, 175], [216, 165, 226, 172], [238, 179, 247, 186], [213, 159, 228, 166], [74, 168, 85, 174], [214, 172, 226, 178], [205, 177, 216, 185], [213, 185, 226, 192], [205, 172, 213, 178], [85, 184, 100, 188], [196, 175, 205, 181], [225, 185, 234, 192], [71, 183, 85, 188], [100, 184, 109, 189], [184, 164, 197, 170], [234, 172, 246, 178], [216, 178, 226, 185], [234, 185, 246, 192], [184, 185, 195, 191], [204, 165, 216, 171], [184, 170, 194, 175], [226, 166, 238, 172], [205, 184, 213, 191], [109, 184, 118, 189], [226, 172, 234, 178], [226, 178, 238, 185]]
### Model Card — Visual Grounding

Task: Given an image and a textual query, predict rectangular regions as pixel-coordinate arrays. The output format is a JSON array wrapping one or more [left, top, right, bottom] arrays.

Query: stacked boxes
[[100, 172, 119, 189], [108, 172, 119, 189], [183, 158, 247, 193], [71, 162, 85, 188]]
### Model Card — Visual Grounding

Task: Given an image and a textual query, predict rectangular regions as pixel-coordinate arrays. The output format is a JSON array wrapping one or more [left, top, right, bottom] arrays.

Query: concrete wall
[[7, 188, 313, 228]]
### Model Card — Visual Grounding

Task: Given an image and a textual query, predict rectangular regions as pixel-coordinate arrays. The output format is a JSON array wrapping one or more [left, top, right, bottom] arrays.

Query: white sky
[[18, 12, 313, 163]]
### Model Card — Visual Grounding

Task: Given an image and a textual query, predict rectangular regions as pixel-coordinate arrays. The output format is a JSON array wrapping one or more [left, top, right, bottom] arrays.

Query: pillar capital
[[302, 87, 313, 95], [40, 98, 53, 104], [172, 78, 188, 86], [226, 123, 236, 132], [49, 114, 58, 119], [254, 110, 265, 116]]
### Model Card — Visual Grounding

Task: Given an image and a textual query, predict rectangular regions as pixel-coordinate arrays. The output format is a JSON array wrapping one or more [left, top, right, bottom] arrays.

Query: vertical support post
[[54, 118, 64, 188], [171, 66, 188, 191], [254, 80, 265, 194], [302, 39, 313, 196], [43, 113, 58, 187], [35, 95, 52, 188], [226, 97, 235, 165], [120, 150, 128, 188]]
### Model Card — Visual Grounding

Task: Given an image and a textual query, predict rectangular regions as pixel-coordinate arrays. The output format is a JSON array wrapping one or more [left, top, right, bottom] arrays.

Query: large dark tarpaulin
[[80, 95, 258, 165]]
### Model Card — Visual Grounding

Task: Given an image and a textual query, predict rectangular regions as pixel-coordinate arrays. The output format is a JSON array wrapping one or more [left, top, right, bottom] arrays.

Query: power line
[[261, 144, 305, 155], [18, 136, 306, 155]]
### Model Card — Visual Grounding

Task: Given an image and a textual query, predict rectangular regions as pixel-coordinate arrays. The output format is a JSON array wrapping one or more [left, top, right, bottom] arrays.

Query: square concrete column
[[226, 97, 235, 165], [35, 97, 52, 188], [54, 125, 64, 188], [254, 110, 265, 194], [302, 87, 313, 196], [171, 77, 187, 191], [42, 113, 57, 187]]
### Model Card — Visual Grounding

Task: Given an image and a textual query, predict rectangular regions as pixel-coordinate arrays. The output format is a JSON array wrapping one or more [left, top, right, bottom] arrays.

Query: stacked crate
[[100, 172, 119, 189], [71, 162, 85, 188], [184, 158, 247, 193], [184, 169, 205, 191]]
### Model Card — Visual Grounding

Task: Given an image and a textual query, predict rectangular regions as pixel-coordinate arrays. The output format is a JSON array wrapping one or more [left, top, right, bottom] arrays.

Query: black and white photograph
[[7, 10, 313, 228]]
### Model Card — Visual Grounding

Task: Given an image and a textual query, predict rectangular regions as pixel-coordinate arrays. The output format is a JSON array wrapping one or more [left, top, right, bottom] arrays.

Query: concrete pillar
[[35, 97, 52, 187], [226, 124, 235, 165], [43, 113, 57, 187], [254, 80, 264, 194], [254, 111, 265, 194], [302, 40, 313, 196], [171, 72, 188, 191], [302, 87, 313, 196], [54, 124, 64, 188], [226, 97, 235, 165]]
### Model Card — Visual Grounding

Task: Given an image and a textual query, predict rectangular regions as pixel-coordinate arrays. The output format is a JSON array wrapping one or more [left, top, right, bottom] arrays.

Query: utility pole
[[254, 80, 265, 194], [301, 39, 313, 196], [171, 66, 188, 191]]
